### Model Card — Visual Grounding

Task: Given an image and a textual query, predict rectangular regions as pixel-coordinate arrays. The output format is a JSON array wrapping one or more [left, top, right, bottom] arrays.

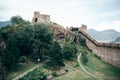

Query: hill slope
[[52, 46, 120, 80], [114, 36, 120, 42], [0, 21, 11, 28]]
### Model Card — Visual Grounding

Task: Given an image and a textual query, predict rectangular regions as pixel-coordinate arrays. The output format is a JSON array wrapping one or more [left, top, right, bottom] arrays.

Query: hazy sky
[[0, 0, 120, 32]]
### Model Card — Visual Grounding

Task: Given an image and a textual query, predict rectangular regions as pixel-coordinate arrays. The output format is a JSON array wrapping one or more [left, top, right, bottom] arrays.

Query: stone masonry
[[69, 25, 120, 68], [32, 11, 50, 23], [79, 29, 120, 68]]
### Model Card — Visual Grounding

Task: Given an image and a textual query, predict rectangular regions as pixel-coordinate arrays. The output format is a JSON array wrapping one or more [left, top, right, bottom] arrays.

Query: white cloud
[[0, 0, 120, 32], [90, 20, 120, 32]]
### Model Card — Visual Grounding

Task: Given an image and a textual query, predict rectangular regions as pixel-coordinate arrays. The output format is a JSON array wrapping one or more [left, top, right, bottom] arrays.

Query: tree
[[11, 16, 24, 25], [0, 61, 6, 80], [48, 41, 64, 67], [63, 41, 77, 60], [30, 24, 53, 61], [79, 38, 86, 46], [0, 16, 54, 70], [1, 37, 19, 70], [16, 24, 33, 56], [11, 15, 30, 26]]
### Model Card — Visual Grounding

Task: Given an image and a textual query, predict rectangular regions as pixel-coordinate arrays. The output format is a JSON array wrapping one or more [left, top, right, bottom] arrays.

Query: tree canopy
[[0, 16, 53, 70], [63, 41, 77, 60]]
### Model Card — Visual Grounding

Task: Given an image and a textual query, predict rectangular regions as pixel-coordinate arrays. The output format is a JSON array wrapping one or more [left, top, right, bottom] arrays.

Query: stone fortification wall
[[31, 11, 120, 68], [79, 30, 120, 68]]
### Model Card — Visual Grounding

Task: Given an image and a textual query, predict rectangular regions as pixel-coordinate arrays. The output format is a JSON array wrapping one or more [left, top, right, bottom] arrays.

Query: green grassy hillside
[[84, 50, 120, 80], [52, 46, 120, 80]]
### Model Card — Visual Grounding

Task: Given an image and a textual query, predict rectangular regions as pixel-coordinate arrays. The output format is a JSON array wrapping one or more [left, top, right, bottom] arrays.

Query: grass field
[[52, 70, 96, 80], [52, 61, 96, 80], [84, 51, 120, 80], [52, 45, 120, 80]]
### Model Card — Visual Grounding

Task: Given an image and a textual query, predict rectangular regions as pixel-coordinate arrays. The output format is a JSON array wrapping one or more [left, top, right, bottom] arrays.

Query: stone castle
[[32, 11, 50, 23], [31, 11, 120, 68]]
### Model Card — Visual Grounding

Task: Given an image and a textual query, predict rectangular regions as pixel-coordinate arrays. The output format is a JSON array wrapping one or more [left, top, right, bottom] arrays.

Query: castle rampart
[[78, 27, 120, 68]]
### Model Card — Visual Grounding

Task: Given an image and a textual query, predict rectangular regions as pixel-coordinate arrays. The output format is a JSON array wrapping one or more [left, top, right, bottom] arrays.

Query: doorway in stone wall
[[35, 18, 37, 22]]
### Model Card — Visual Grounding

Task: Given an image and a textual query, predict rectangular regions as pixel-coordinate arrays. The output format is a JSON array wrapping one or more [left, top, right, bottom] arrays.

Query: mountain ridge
[[114, 36, 120, 42], [87, 29, 120, 42], [0, 21, 11, 28]]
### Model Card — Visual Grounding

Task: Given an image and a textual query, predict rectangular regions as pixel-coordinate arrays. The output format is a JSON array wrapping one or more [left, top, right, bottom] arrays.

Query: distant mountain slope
[[87, 29, 120, 42], [114, 36, 120, 42], [0, 21, 11, 28]]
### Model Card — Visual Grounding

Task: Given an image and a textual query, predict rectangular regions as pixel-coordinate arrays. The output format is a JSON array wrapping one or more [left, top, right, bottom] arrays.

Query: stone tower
[[78, 24, 87, 32], [32, 11, 50, 23]]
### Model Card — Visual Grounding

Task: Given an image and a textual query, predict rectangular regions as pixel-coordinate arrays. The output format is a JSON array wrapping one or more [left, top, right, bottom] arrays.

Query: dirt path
[[13, 53, 103, 80], [13, 64, 41, 80], [78, 53, 103, 80]]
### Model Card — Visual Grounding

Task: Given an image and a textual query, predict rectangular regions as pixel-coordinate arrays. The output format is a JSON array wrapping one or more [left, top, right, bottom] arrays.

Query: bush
[[52, 71, 57, 77], [94, 54, 101, 59], [19, 56, 27, 63], [19, 67, 46, 80], [81, 53, 88, 65], [65, 37, 70, 42], [79, 38, 86, 46]]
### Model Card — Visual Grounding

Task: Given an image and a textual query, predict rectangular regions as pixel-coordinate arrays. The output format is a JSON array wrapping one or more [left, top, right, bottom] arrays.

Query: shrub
[[19, 67, 46, 80], [81, 53, 88, 65], [19, 56, 27, 63], [79, 38, 86, 46], [94, 54, 101, 59], [52, 71, 57, 77]]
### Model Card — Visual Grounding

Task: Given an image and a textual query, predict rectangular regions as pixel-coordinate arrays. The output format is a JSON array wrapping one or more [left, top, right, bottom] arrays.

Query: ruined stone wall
[[78, 24, 87, 32], [32, 11, 50, 23], [49, 24, 74, 41], [79, 30, 120, 68], [48, 23, 120, 68]]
